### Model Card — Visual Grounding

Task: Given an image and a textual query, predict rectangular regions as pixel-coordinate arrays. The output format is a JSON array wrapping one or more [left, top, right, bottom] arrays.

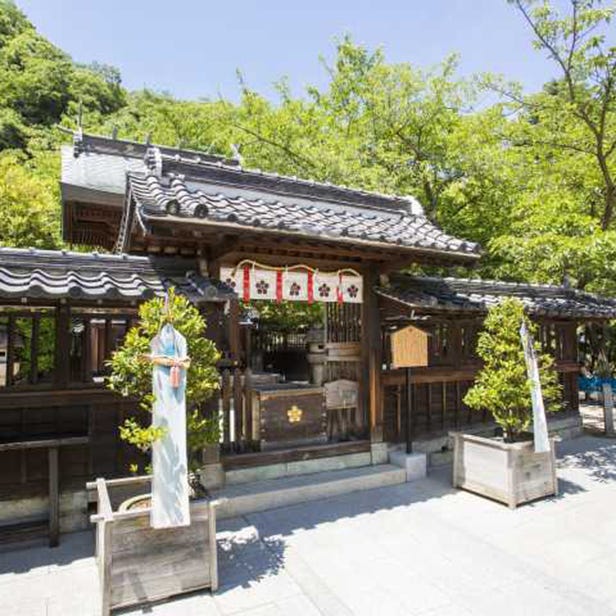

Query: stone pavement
[[581, 402, 615, 434], [1, 435, 616, 616]]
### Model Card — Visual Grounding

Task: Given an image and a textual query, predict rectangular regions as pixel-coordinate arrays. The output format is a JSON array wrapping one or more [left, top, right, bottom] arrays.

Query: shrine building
[[1, 131, 615, 543]]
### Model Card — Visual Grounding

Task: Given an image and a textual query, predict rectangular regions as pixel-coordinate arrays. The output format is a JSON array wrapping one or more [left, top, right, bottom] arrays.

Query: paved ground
[[2, 435, 616, 616], [581, 401, 615, 434]]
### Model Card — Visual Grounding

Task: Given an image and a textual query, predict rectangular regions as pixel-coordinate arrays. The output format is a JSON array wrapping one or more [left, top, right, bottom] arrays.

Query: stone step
[[211, 464, 406, 519]]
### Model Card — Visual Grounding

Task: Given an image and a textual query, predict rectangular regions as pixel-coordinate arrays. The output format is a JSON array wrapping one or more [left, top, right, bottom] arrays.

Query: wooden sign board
[[391, 325, 429, 368], [324, 379, 359, 409]]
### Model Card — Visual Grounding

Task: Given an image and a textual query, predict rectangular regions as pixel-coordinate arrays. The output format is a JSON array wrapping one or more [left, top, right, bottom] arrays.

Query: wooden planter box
[[88, 476, 218, 616], [452, 433, 558, 508]]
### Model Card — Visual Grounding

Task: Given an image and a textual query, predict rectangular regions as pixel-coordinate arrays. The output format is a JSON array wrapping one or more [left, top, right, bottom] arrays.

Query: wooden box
[[252, 386, 327, 450], [88, 476, 218, 616], [452, 433, 558, 508]]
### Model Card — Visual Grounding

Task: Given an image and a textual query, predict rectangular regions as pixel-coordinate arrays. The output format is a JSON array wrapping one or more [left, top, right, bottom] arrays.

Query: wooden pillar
[[228, 299, 241, 364], [81, 317, 91, 383], [361, 267, 383, 442], [54, 305, 70, 388], [48, 446, 59, 547], [5, 314, 14, 388], [30, 313, 40, 385]]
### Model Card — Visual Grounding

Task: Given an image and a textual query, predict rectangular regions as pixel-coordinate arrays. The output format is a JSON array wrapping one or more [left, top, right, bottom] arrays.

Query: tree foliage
[[0, 152, 60, 247], [107, 289, 221, 470], [464, 299, 562, 441], [0, 0, 616, 299]]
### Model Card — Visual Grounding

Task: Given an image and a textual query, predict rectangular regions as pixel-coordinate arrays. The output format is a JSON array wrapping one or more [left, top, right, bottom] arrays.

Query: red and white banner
[[221, 264, 363, 304]]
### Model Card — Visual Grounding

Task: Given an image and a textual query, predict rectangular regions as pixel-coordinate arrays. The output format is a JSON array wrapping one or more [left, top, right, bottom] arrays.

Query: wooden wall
[[380, 312, 581, 443], [0, 392, 146, 500]]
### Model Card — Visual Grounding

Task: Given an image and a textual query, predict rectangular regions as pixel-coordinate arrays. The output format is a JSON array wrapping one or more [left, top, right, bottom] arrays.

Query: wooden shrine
[[1, 131, 615, 544]]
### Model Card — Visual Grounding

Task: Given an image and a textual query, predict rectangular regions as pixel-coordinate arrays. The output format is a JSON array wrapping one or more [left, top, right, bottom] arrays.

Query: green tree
[[0, 153, 61, 248], [107, 289, 221, 471], [508, 0, 616, 230], [478, 0, 616, 291], [464, 298, 562, 442]]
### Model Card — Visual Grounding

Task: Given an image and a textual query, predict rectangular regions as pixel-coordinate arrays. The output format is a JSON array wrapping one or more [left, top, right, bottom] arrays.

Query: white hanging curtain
[[220, 262, 363, 304]]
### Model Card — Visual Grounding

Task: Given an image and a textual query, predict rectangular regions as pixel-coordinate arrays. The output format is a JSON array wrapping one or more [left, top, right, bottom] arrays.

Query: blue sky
[[18, 0, 559, 102]]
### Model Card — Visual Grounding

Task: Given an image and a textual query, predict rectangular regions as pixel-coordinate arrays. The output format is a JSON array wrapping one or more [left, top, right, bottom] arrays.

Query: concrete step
[[212, 464, 406, 519]]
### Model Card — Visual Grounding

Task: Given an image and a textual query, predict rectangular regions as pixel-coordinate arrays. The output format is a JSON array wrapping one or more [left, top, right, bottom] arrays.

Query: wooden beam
[[207, 235, 241, 262]]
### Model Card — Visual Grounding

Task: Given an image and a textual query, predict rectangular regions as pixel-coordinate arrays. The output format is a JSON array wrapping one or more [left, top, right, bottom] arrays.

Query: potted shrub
[[88, 290, 222, 615], [452, 298, 562, 508]]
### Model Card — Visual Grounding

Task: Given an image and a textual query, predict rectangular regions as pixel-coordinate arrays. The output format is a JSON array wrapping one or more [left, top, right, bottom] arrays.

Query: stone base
[[389, 451, 427, 482], [224, 450, 373, 485], [411, 413, 584, 468], [370, 441, 389, 465], [213, 464, 406, 519], [0, 490, 88, 534], [199, 462, 225, 490]]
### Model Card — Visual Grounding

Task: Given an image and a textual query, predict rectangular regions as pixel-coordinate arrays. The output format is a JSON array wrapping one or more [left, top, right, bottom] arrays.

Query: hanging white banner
[[339, 274, 363, 304], [220, 264, 363, 304], [220, 266, 242, 294], [149, 323, 191, 528], [314, 272, 340, 303], [520, 319, 551, 453], [282, 270, 309, 301], [250, 268, 277, 301]]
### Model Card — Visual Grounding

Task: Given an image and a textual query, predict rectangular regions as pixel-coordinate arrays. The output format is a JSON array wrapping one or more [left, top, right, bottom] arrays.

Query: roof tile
[[126, 173, 480, 258], [377, 274, 616, 320]]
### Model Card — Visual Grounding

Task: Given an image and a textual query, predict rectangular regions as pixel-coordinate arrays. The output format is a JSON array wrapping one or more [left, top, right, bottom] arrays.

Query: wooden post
[[362, 267, 383, 442], [406, 368, 413, 454], [95, 478, 113, 616], [452, 432, 461, 487], [229, 299, 240, 364], [81, 317, 91, 383], [30, 313, 39, 384], [222, 369, 231, 446], [48, 446, 59, 547], [208, 502, 219, 592], [441, 382, 447, 430], [233, 367, 243, 448], [104, 317, 113, 362], [54, 305, 70, 388], [100, 520, 112, 616], [602, 382, 615, 436], [5, 314, 14, 388]]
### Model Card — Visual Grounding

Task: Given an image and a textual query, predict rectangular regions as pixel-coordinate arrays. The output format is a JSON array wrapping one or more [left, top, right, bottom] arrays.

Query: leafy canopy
[[1, 0, 616, 302], [0, 152, 60, 248], [463, 298, 562, 441]]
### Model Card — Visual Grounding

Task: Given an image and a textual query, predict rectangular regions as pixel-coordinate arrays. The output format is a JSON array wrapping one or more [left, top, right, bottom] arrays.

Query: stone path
[[2, 435, 616, 615]]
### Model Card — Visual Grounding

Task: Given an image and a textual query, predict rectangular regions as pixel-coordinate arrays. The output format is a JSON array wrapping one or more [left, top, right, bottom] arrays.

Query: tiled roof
[[376, 274, 616, 320], [61, 133, 481, 261], [126, 172, 480, 258], [0, 248, 234, 304]]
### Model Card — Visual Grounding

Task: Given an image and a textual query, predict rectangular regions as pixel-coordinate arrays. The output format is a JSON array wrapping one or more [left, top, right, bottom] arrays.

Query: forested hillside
[[0, 0, 615, 294]]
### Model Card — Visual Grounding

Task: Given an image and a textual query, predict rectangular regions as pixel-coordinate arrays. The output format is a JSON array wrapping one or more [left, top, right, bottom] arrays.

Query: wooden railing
[[382, 361, 582, 443], [382, 367, 480, 442], [218, 365, 257, 454]]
